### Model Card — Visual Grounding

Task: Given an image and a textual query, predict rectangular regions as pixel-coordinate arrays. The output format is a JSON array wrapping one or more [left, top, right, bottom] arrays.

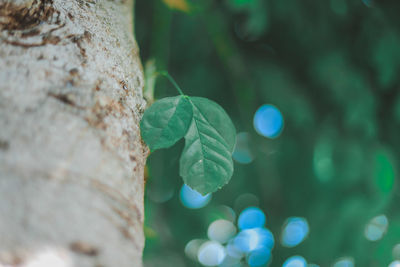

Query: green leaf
[[140, 96, 193, 151], [190, 97, 237, 152], [180, 97, 236, 195]]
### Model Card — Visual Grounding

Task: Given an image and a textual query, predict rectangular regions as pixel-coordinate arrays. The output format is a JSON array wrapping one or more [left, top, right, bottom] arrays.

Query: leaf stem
[[158, 71, 185, 96]]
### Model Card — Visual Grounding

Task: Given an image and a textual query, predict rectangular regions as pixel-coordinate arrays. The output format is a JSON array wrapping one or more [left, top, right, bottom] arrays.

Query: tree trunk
[[0, 0, 147, 266]]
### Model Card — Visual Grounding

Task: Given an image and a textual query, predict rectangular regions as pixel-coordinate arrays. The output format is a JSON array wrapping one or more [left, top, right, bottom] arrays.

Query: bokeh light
[[313, 130, 366, 185], [185, 239, 206, 261], [233, 132, 254, 164], [313, 137, 334, 183], [238, 207, 266, 230], [234, 228, 274, 253], [208, 219, 237, 244], [180, 184, 212, 209], [209, 205, 237, 223], [226, 238, 245, 259], [389, 261, 400, 267], [253, 104, 284, 138], [234, 229, 259, 253], [364, 214, 388, 241], [393, 244, 400, 260], [197, 241, 226, 266], [373, 149, 395, 194], [219, 255, 242, 267], [332, 257, 354, 267], [281, 217, 309, 247], [247, 248, 272, 267], [282, 255, 307, 267], [147, 184, 174, 203]]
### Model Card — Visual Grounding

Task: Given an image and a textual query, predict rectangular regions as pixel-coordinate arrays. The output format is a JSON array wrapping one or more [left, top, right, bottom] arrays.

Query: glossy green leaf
[[191, 97, 236, 153], [180, 97, 236, 195], [140, 96, 193, 151]]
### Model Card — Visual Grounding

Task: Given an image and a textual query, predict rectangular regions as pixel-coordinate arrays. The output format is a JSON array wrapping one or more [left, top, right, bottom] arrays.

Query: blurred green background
[[135, 0, 400, 266]]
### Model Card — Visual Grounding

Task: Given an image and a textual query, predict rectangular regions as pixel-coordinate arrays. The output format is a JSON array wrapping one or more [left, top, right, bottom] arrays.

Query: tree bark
[[0, 0, 147, 266]]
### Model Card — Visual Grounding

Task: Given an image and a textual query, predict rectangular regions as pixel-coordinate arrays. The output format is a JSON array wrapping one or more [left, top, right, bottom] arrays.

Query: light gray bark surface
[[0, 0, 147, 266]]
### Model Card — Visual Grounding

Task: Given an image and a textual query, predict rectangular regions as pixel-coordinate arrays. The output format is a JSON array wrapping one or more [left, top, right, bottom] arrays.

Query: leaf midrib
[[189, 101, 231, 179], [193, 100, 231, 151]]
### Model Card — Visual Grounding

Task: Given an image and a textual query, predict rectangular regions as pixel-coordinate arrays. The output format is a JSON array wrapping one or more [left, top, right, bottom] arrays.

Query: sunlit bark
[[0, 0, 146, 266]]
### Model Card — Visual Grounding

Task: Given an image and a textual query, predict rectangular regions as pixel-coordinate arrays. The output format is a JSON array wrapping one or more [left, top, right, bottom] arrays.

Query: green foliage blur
[[135, 0, 400, 266]]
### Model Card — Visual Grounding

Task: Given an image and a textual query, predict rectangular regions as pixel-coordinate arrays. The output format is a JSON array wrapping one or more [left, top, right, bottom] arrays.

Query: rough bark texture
[[0, 0, 147, 266]]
